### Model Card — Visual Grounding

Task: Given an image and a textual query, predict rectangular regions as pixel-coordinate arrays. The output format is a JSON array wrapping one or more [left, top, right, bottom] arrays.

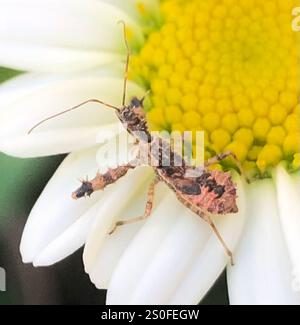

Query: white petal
[[32, 163, 138, 267], [0, 0, 143, 72], [106, 175, 246, 305], [83, 167, 154, 273], [0, 67, 121, 105], [33, 200, 102, 267], [89, 213, 146, 290], [0, 73, 61, 107], [0, 72, 144, 157], [106, 189, 182, 305], [169, 175, 247, 305], [275, 166, 300, 293], [27, 135, 140, 266], [1, 124, 122, 158], [20, 146, 103, 263], [227, 179, 300, 305], [128, 208, 211, 305], [101, 0, 160, 21], [88, 182, 169, 289], [0, 43, 123, 73]]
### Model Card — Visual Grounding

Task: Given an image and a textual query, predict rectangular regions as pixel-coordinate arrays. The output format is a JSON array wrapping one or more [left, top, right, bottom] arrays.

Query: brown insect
[[29, 22, 249, 265]]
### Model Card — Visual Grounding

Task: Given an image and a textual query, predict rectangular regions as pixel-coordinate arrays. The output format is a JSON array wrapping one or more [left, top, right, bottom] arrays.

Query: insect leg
[[203, 213, 234, 266], [72, 163, 136, 199], [205, 151, 250, 183], [108, 177, 160, 235], [175, 192, 234, 265]]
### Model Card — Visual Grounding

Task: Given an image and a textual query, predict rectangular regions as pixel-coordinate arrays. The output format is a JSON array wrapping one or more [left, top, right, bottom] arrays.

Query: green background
[[0, 67, 228, 305]]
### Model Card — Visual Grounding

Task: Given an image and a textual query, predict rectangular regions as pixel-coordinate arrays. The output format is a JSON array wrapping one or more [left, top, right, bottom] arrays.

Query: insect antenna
[[141, 89, 151, 104], [118, 20, 130, 106], [28, 99, 119, 134]]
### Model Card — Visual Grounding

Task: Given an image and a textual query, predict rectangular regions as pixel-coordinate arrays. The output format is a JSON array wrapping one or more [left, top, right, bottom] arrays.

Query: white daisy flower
[[0, 0, 299, 305]]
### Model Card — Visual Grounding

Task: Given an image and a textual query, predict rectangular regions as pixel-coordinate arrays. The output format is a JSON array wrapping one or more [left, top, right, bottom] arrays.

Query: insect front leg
[[108, 177, 160, 235], [205, 151, 250, 183], [72, 163, 137, 199]]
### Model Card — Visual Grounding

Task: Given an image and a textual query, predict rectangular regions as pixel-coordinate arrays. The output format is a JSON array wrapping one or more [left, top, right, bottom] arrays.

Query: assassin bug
[[30, 22, 249, 265]]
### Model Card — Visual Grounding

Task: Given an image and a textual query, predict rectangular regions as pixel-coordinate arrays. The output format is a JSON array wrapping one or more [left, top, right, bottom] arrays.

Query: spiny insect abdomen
[[193, 170, 238, 214], [160, 169, 238, 215]]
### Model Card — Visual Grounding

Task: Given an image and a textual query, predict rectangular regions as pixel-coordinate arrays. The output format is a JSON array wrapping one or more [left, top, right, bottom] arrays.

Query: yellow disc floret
[[132, 0, 300, 175]]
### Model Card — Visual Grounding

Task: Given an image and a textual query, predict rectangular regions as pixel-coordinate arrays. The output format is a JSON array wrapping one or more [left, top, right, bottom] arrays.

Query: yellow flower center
[[132, 0, 300, 176]]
